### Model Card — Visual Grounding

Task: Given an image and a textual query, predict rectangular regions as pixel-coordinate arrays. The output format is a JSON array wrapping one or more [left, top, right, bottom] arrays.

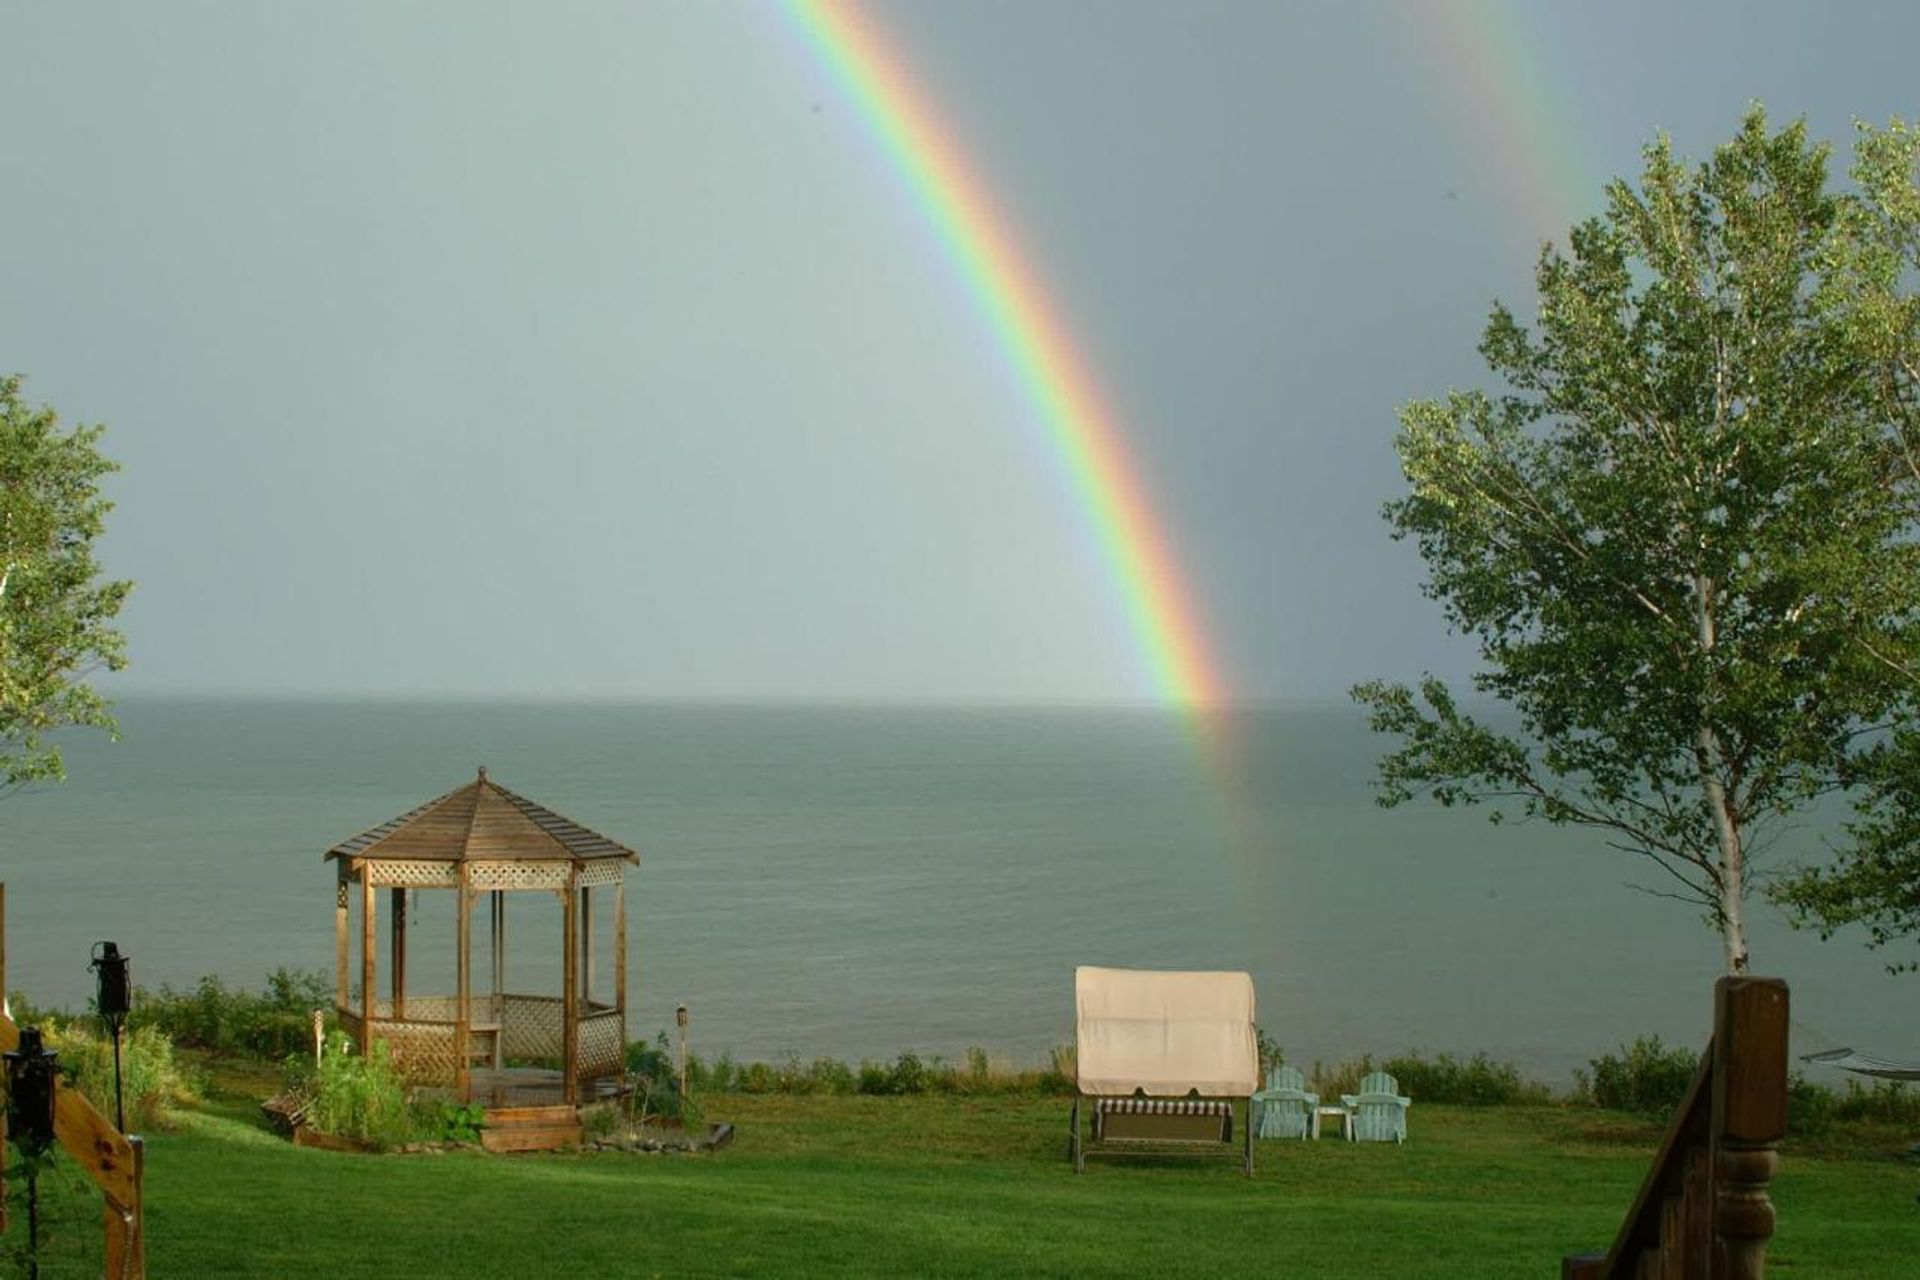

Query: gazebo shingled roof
[[324, 767, 640, 864]]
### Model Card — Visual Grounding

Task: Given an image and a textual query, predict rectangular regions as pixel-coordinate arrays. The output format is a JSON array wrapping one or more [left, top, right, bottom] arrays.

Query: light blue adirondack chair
[[1252, 1065, 1319, 1139], [1341, 1071, 1411, 1143]]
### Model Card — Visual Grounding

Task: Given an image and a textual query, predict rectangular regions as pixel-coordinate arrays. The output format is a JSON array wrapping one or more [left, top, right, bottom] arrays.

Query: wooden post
[[614, 878, 628, 1054], [562, 872, 579, 1105], [456, 863, 473, 1100], [1712, 976, 1788, 1280], [334, 864, 349, 1014], [102, 1135, 144, 1279], [359, 862, 375, 1055], [390, 886, 407, 1019], [490, 890, 505, 1002], [581, 885, 595, 1006], [490, 889, 505, 1070]]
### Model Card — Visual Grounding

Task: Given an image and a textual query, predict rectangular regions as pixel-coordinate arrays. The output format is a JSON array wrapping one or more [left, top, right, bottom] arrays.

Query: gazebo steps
[[480, 1103, 582, 1153]]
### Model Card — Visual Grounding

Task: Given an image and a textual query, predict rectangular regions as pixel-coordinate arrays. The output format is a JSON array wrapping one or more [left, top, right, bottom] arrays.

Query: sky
[[4, 0, 1918, 704]]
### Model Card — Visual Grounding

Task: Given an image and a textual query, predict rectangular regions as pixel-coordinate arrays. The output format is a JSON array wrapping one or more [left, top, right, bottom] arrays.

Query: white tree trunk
[[1693, 574, 1749, 974]]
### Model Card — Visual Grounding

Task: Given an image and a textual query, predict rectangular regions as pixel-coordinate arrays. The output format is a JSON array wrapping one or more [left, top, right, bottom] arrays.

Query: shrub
[[133, 967, 333, 1060], [806, 1056, 855, 1095], [624, 1031, 701, 1124], [1579, 1036, 1701, 1114], [1256, 1027, 1284, 1077], [47, 1022, 199, 1130], [418, 1099, 486, 1144], [1309, 1055, 1376, 1100], [286, 1032, 414, 1149], [1788, 1074, 1838, 1135], [1832, 1078, 1920, 1126], [855, 1060, 893, 1095], [1382, 1051, 1549, 1106]]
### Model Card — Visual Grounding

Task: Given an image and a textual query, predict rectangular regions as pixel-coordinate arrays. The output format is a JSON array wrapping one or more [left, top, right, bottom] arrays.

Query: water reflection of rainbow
[[786, 0, 1227, 713]]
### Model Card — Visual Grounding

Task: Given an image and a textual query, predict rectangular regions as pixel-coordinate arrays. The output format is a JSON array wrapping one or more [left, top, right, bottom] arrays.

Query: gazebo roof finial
[[477, 764, 488, 783]]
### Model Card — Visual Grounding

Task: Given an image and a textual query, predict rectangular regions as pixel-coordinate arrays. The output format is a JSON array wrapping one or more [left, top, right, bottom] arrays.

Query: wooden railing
[[1564, 976, 1788, 1280], [0, 883, 148, 1278]]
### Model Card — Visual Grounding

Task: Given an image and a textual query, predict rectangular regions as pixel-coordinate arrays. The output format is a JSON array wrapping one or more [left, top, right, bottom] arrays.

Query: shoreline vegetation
[[10, 969, 1918, 1139]]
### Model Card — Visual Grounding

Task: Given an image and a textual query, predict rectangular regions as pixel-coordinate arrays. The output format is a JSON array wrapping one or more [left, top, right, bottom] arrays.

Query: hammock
[[1800, 1047, 1920, 1081]]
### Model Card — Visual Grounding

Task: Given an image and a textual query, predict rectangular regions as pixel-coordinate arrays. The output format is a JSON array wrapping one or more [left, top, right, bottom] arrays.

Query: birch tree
[[1353, 110, 1920, 974], [0, 374, 132, 789]]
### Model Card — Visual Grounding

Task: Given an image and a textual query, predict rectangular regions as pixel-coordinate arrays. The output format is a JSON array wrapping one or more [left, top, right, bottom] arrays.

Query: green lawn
[[29, 1080, 1920, 1278]]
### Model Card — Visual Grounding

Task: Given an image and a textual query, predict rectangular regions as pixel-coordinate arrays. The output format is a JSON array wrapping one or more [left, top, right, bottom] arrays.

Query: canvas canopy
[[1074, 966, 1258, 1098]]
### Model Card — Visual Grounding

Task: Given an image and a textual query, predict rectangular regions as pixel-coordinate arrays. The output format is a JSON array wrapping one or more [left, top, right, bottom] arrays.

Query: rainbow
[[1403, 1, 1594, 241], [784, 0, 1226, 711]]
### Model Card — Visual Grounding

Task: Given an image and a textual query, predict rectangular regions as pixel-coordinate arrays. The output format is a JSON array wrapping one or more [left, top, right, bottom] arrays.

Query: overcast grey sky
[[4, 1, 1917, 702]]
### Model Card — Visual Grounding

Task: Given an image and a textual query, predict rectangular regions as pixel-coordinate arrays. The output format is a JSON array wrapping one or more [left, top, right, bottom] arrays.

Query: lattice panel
[[469, 861, 571, 892], [577, 860, 627, 888], [373, 1019, 459, 1086], [577, 1010, 625, 1080], [501, 994, 566, 1058], [374, 995, 461, 1023], [364, 860, 459, 888]]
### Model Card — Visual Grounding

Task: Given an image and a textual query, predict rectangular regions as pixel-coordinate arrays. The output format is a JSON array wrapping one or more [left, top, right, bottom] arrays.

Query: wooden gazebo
[[324, 768, 638, 1110]]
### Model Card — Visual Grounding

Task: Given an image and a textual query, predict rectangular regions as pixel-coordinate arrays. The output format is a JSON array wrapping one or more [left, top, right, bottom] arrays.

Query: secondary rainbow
[[785, 0, 1226, 711], [1407, 1, 1596, 240]]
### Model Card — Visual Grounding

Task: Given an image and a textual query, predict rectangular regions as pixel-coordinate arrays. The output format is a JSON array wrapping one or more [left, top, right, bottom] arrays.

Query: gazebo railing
[[580, 1007, 625, 1080], [341, 992, 622, 1086]]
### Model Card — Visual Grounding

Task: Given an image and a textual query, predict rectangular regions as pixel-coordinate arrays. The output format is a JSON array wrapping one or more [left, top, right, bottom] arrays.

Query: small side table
[[1314, 1105, 1353, 1141]]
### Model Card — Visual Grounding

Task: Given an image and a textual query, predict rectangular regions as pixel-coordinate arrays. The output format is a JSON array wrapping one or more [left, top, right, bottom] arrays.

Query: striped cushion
[[1094, 1098, 1232, 1117]]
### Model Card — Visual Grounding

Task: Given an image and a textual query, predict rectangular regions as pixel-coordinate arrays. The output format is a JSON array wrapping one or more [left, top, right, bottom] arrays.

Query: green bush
[[1309, 1055, 1376, 1100], [133, 967, 332, 1059], [418, 1099, 485, 1144], [46, 1022, 200, 1130], [1382, 1051, 1549, 1106], [1789, 1073, 1838, 1135], [625, 1031, 701, 1123], [285, 1032, 415, 1149], [1579, 1036, 1701, 1114], [807, 1056, 856, 1094], [1832, 1077, 1920, 1125]]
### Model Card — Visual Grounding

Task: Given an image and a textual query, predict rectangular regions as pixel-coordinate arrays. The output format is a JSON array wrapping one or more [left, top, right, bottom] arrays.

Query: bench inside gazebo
[[324, 768, 639, 1149]]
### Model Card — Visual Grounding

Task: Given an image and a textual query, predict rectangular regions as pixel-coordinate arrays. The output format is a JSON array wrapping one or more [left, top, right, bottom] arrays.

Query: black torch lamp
[[5, 1025, 60, 1279], [89, 940, 132, 1132]]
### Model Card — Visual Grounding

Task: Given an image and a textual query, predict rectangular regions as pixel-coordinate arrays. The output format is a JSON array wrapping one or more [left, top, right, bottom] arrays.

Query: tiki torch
[[90, 941, 131, 1132], [5, 1025, 60, 1280]]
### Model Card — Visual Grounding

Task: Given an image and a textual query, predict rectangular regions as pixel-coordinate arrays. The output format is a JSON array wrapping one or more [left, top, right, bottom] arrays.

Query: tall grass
[[282, 1032, 415, 1149], [44, 1021, 200, 1129], [132, 967, 333, 1059]]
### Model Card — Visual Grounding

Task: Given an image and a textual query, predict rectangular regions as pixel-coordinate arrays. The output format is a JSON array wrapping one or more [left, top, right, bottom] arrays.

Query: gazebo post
[[615, 878, 628, 1051], [490, 890, 505, 1055], [334, 864, 349, 1016], [456, 863, 473, 1101], [580, 886, 595, 1006], [563, 869, 579, 1106], [359, 863, 375, 1055], [390, 887, 407, 1019]]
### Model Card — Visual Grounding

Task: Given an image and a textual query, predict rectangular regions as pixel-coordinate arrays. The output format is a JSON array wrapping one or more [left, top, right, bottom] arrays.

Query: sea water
[[1, 697, 1902, 1086]]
